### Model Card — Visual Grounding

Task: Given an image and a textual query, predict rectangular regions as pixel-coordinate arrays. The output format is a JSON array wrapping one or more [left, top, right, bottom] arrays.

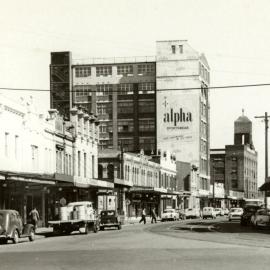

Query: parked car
[[99, 210, 121, 230], [0, 210, 35, 244], [228, 208, 243, 221], [161, 208, 179, 222], [250, 208, 270, 229], [202, 207, 216, 219], [185, 208, 200, 219], [241, 205, 262, 226], [214, 208, 221, 216]]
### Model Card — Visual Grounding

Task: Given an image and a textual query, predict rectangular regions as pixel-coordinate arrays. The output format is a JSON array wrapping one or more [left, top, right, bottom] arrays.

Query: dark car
[[99, 210, 122, 230], [0, 210, 35, 244], [240, 205, 262, 226]]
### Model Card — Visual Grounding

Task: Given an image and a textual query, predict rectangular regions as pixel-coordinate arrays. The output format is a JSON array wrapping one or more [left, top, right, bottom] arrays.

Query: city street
[[1, 218, 270, 270]]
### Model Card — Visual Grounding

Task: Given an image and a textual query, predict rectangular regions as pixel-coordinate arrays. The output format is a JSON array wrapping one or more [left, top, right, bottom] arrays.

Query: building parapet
[[72, 56, 156, 66]]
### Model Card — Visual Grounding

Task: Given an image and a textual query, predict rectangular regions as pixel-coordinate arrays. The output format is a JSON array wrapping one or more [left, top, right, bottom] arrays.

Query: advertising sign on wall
[[156, 91, 199, 164]]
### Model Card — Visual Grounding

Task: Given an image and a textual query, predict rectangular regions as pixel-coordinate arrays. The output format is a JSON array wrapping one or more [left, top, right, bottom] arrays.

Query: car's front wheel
[[29, 229, 35, 242], [12, 230, 19, 244]]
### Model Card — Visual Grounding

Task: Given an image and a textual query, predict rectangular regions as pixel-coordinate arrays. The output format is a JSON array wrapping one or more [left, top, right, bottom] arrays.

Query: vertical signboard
[[156, 90, 199, 164]]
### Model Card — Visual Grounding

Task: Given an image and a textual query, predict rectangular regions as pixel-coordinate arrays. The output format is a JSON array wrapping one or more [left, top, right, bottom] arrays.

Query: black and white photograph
[[1, 1, 270, 269]]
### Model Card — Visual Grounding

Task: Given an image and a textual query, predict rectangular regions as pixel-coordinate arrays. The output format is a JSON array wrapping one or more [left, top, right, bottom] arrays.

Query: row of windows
[[74, 83, 155, 97], [75, 64, 155, 78], [75, 67, 91, 77]]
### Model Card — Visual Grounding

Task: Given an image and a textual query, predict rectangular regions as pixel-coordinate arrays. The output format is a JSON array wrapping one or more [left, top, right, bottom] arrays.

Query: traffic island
[[173, 224, 219, 232]]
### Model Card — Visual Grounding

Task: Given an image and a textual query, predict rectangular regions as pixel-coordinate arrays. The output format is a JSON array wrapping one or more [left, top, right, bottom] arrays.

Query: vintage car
[[0, 209, 35, 244], [228, 208, 243, 221], [250, 208, 270, 229], [161, 208, 179, 222], [202, 207, 216, 219], [240, 205, 262, 226], [99, 210, 122, 230]]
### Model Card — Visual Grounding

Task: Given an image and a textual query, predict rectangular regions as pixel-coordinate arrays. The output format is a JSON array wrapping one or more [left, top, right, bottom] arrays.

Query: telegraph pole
[[255, 112, 270, 206]]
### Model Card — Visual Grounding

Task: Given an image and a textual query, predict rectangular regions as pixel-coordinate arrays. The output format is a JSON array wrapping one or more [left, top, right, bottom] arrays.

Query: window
[[118, 120, 134, 132], [31, 145, 39, 170], [117, 102, 133, 114], [84, 153, 87, 177], [74, 85, 92, 97], [179, 45, 183, 54], [96, 84, 112, 96], [99, 125, 108, 133], [5, 132, 9, 157], [137, 64, 155, 75], [96, 66, 112, 77], [118, 138, 134, 152], [139, 137, 155, 152], [139, 119, 155, 131], [138, 82, 155, 94], [15, 135, 19, 159], [171, 45, 176, 54], [97, 104, 112, 115], [117, 65, 133, 75], [139, 100, 155, 113], [92, 155, 95, 178], [117, 84, 134, 95], [78, 151, 81, 176], [75, 67, 91, 77]]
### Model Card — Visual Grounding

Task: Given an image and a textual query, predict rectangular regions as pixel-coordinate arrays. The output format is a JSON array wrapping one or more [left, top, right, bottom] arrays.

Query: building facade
[[98, 149, 178, 218], [156, 40, 211, 208], [0, 95, 113, 225], [210, 113, 258, 208]]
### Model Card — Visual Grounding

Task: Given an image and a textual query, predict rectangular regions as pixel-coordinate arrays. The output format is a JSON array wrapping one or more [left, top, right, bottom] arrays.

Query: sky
[[1, 0, 270, 185]]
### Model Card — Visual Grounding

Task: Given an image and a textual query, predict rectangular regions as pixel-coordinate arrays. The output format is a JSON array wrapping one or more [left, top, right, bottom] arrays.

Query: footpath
[[35, 216, 159, 238]]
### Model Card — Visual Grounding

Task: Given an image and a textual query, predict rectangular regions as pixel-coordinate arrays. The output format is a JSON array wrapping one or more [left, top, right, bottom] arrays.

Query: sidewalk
[[35, 216, 160, 236]]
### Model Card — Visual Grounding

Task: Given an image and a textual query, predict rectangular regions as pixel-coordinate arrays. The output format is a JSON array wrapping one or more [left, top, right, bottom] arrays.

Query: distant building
[[210, 112, 258, 208], [98, 150, 178, 218]]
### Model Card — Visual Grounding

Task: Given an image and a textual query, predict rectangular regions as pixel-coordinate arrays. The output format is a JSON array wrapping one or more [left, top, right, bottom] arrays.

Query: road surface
[[0, 217, 270, 270]]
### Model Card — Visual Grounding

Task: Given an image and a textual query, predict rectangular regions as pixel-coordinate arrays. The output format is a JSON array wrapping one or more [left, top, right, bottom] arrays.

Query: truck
[[48, 201, 99, 235]]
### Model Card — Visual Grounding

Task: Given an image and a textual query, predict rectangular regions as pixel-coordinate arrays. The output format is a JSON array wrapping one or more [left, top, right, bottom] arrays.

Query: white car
[[228, 208, 243, 221], [250, 208, 270, 228], [161, 208, 179, 221], [214, 208, 225, 216], [202, 207, 216, 219]]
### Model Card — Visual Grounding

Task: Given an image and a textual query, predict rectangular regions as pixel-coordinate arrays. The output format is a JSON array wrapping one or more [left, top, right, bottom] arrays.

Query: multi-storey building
[[210, 112, 258, 208], [98, 149, 177, 218], [50, 52, 156, 155], [50, 40, 211, 208], [0, 95, 111, 225], [156, 40, 211, 208]]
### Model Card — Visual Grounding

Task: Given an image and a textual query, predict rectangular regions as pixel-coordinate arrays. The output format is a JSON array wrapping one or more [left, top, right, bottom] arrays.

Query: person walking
[[139, 208, 146, 224], [151, 207, 157, 223], [29, 207, 40, 232]]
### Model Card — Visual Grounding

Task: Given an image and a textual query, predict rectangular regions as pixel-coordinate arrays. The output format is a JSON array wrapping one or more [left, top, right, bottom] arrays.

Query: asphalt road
[[1, 217, 270, 270]]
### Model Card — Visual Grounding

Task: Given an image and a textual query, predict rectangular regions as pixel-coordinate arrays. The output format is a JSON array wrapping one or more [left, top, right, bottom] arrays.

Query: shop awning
[[259, 182, 270, 191], [0, 170, 56, 185]]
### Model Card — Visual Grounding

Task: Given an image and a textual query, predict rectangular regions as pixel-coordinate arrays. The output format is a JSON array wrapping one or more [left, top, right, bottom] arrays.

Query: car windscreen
[[101, 211, 115, 216], [164, 210, 174, 213], [0, 213, 4, 226]]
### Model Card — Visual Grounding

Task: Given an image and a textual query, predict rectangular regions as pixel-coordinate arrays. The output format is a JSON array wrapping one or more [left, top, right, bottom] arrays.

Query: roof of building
[[235, 110, 251, 123]]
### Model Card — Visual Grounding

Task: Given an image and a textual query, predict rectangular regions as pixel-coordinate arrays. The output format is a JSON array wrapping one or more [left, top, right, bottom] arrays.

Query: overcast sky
[[1, 0, 270, 185]]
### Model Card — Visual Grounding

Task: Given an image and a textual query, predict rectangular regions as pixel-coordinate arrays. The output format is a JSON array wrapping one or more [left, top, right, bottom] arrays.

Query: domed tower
[[234, 109, 254, 149]]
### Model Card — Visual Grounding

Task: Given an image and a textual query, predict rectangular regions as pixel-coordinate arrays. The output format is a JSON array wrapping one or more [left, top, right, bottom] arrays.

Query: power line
[[1, 82, 270, 93]]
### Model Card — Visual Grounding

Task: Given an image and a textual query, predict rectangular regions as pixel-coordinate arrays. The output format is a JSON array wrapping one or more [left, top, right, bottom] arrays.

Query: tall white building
[[156, 40, 210, 207]]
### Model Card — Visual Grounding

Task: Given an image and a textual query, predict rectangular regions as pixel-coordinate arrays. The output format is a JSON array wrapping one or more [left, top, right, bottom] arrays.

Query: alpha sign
[[157, 91, 199, 163]]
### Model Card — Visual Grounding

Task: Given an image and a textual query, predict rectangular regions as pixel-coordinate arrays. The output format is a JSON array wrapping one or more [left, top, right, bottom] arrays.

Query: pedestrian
[[139, 208, 146, 224], [151, 207, 157, 223], [29, 207, 40, 232]]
